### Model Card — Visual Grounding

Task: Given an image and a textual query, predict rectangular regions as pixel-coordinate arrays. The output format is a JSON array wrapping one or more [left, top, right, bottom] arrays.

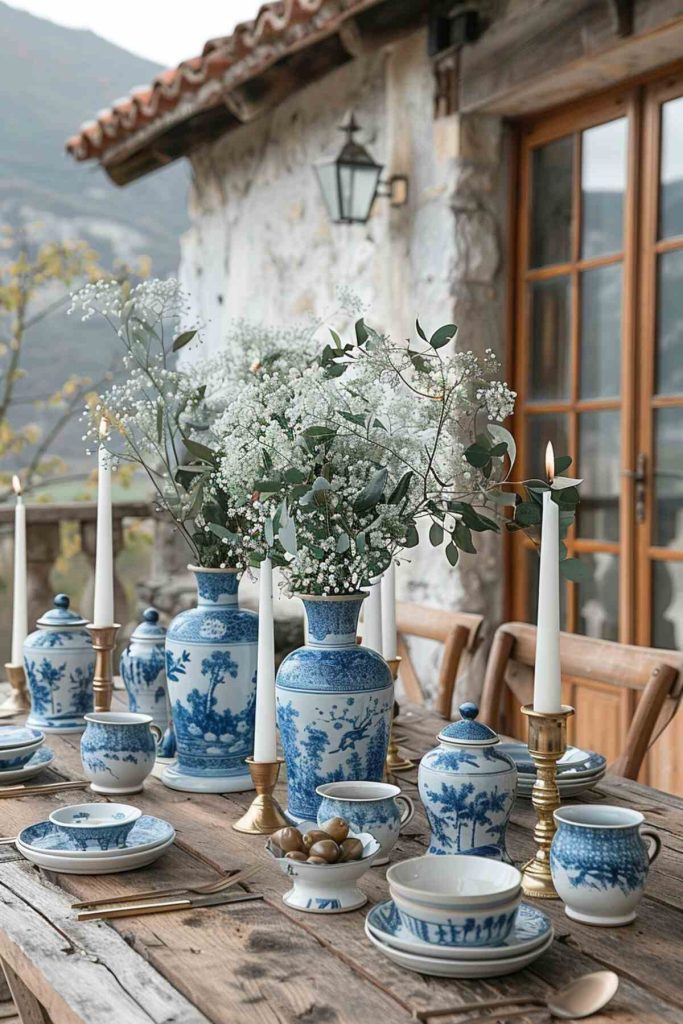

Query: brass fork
[[71, 864, 260, 909]]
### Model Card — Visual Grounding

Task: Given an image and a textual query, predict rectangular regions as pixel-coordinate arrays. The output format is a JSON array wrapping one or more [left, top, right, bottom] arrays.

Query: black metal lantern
[[314, 113, 407, 224]]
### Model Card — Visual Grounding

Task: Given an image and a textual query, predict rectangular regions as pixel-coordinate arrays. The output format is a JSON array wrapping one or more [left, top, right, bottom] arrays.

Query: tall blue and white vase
[[120, 608, 175, 756], [162, 567, 258, 793], [276, 593, 394, 823], [23, 594, 95, 733], [418, 703, 517, 860]]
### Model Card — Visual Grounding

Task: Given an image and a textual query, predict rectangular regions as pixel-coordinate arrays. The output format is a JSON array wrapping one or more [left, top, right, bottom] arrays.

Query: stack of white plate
[[365, 901, 553, 978], [499, 741, 607, 799], [15, 816, 175, 874], [0, 725, 55, 785]]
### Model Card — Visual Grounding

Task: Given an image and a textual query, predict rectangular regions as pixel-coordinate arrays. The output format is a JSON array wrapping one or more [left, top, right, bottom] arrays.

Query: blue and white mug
[[551, 804, 661, 926], [316, 780, 414, 865], [81, 712, 162, 795]]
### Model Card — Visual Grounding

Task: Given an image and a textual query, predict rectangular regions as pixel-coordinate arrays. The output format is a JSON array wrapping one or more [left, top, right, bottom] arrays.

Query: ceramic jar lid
[[36, 594, 88, 629], [437, 702, 499, 747], [130, 608, 166, 642]]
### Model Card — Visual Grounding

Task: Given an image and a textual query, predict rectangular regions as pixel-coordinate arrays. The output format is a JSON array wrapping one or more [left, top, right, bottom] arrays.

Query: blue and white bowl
[[0, 726, 44, 771], [49, 803, 141, 851], [386, 854, 522, 948]]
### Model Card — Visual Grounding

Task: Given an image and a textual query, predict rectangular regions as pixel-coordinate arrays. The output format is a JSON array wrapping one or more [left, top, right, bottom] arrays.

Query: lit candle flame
[[11, 475, 21, 496], [545, 441, 555, 484], [99, 416, 109, 441]]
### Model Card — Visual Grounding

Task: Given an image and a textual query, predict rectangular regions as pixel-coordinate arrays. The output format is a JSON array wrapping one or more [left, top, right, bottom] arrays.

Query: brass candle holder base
[[233, 758, 288, 834], [520, 703, 575, 899], [1, 663, 30, 716], [385, 657, 413, 774], [86, 624, 120, 713]]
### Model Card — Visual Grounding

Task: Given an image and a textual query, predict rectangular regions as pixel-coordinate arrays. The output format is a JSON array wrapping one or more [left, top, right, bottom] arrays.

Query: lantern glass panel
[[314, 161, 342, 222], [339, 161, 382, 223]]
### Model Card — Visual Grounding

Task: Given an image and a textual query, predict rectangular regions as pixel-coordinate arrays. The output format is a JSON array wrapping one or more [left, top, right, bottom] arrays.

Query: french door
[[511, 69, 683, 791]]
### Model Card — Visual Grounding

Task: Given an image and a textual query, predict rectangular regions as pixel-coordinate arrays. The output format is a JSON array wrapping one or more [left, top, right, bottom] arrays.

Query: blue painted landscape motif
[[24, 657, 94, 718], [166, 648, 256, 770], [122, 648, 166, 713], [401, 907, 518, 947], [424, 780, 511, 855], [81, 722, 155, 780], [320, 797, 398, 834], [278, 695, 390, 817], [551, 827, 648, 894], [426, 744, 513, 772]]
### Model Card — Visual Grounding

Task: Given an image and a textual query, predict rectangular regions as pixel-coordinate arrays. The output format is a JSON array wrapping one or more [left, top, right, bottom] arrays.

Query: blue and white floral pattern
[[21, 815, 173, 853], [81, 719, 157, 782], [24, 596, 94, 734], [163, 568, 257, 791], [276, 595, 393, 822], [418, 703, 517, 861]]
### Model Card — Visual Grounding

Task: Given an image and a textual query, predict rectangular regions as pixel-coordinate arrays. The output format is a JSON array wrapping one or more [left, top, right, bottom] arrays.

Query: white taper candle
[[253, 557, 277, 762], [381, 561, 397, 660], [93, 417, 114, 627], [364, 576, 383, 655], [10, 476, 27, 664], [533, 442, 562, 713]]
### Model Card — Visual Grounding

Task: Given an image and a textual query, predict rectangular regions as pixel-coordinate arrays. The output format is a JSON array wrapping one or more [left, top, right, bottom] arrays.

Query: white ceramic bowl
[[392, 889, 522, 948], [49, 803, 141, 852], [267, 821, 380, 913], [387, 854, 522, 909]]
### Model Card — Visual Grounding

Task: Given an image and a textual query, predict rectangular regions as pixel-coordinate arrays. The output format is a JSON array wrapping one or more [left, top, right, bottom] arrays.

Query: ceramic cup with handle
[[550, 804, 661, 926], [316, 780, 414, 865], [80, 712, 162, 795]]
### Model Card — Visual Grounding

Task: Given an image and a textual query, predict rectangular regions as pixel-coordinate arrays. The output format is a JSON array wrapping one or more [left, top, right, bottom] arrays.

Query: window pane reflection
[[580, 264, 622, 398], [652, 561, 683, 649], [531, 136, 574, 268], [656, 249, 683, 396], [577, 553, 619, 641], [660, 96, 683, 240], [526, 414, 570, 480], [654, 407, 683, 549], [529, 277, 571, 401], [581, 118, 627, 258], [578, 411, 620, 541]]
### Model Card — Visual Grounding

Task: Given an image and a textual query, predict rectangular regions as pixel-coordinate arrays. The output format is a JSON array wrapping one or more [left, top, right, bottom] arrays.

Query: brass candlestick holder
[[520, 703, 575, 899], [385, 656, 413, 774], [233, 757, 288, 834], [1, 663, 30, 716], [86, 624, 120, 713]]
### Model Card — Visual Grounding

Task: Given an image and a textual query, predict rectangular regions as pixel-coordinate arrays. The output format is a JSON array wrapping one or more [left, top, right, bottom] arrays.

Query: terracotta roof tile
[[66, 0, 380, 165]]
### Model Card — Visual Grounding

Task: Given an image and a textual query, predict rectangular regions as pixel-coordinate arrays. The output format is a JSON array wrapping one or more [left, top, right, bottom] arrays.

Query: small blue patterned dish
[[19, 815, 174, 857], [499, 741, 606, 778], [49, 803, 141, 851], [0, 746, 54, 785], [366, 900, 552, 961], [0, 725, 43, 750]]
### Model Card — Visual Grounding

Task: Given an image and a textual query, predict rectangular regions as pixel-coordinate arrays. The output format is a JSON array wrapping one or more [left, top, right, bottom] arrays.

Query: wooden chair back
[[396, 602, 484, 719], [480, 621, 683, 780]]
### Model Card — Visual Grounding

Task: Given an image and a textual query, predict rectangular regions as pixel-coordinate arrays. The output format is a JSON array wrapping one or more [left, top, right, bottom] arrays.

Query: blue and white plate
[[499, 742, 606, 778], [366, 900, 552, 961], [18, 815, 174, 858], [0, 746, 54, 785], [0, 725, 43, 750]]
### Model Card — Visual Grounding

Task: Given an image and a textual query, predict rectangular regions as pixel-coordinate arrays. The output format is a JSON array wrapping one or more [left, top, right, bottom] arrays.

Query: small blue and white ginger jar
[[120, 608, 174, 756], [23, 594, 94, 733], [276, 593, 394, 823], [418, 702, 517, 860], [162, 566, 257, 793]]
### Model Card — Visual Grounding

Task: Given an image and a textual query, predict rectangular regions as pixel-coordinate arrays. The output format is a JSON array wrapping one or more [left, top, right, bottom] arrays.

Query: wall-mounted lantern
[[313, 113, 408, 224]]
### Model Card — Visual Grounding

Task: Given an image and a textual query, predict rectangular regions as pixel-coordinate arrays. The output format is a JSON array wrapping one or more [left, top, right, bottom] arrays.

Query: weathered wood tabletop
[[0, 700, 682, 1024]]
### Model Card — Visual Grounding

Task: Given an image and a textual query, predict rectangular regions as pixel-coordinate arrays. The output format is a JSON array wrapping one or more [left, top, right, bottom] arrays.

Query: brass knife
[[77, 889, 263, 921]]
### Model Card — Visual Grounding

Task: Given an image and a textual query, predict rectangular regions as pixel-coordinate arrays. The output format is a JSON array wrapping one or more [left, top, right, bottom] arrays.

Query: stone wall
[[179, 28, 509, 707]]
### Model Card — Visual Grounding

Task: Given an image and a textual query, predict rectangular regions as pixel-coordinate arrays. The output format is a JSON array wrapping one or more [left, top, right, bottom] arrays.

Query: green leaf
[[172, 329, 197, 352], [302, 425, 336, 448], [336, 532, 350, 554], [156, 404, 163, 444], [429, 522, 444, 546], [409, 351, 431, 373], [489, 442, 508, 457], [415, 318, 427, 341], [255, 479, 283, 494], [388, 470, 414, 505], [183, 438, 216, 464], [445, 541, 459, 567], [454, 522, 476, 553], [404, 524, 419, 548], [355, 319, 369, 346], [340, 411, 367, 427], [554, 455, 572, 474], [353, 467, 388, 514], [284, 467, 307, 484], [429, 323, 457, 349], [515, 502, 541, 527], [487, 424, 516, 469], [329, 328, 343, 349], [464, 443, 491, 469], [208, 523, 239, 542], [278, 516, 297, 556], [264, 518, 274, 547], [552, 476, 583, 490], [552, 486, 580, 506], [559, 557, 590, 582], [312, 477, 331, 492], [356, 532, 366, 554]]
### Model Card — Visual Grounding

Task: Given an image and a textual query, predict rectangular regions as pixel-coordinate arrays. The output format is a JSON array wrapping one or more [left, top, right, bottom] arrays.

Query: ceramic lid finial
[[143, 608, 159, 624], [35, 593, 87, 628], [459, 702, 478, 720], [54, 594, 70, 609]]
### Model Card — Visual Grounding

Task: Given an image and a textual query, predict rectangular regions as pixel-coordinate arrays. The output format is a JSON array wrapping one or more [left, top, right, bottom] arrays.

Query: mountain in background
[[0, 0, 189, 480]]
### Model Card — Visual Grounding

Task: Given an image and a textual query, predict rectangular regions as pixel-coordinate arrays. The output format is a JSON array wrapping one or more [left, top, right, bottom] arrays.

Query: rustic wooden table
[[0, 701, 681, 1024]]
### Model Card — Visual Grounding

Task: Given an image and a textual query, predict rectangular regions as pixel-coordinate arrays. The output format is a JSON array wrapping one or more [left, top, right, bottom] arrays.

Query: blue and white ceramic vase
[[551, 805, 661, 926], [276, 593, 394, 823], [162, 566, 258, 793], [23, 594, 94, 733], [418, 702, 517, 860], [120, 608, 173, 753]]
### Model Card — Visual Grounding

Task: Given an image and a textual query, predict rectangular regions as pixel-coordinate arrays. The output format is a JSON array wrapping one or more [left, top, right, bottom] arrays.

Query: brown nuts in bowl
[[268, 817, 364, 865]]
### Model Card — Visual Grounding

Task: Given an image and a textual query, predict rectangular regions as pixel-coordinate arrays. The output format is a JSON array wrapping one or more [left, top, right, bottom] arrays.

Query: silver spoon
[[415, 971, 620, 1021]]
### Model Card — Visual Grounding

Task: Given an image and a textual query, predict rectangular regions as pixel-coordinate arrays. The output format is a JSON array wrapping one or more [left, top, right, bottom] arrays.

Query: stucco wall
[[179, 29, 508, 706]]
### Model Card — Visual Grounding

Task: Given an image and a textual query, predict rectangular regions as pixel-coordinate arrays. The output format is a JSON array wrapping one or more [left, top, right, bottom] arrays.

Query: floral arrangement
[[72, 278, 583, 593]]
